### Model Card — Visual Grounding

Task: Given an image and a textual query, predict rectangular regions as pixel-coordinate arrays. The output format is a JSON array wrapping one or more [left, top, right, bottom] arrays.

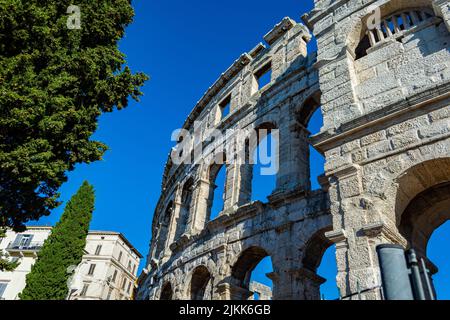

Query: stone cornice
[[291, 268, 326, 285], [360, 221, 407, 247], [312, 81, 450, 152], [263, 17, 297, 45], [325, 229, 347, 243]]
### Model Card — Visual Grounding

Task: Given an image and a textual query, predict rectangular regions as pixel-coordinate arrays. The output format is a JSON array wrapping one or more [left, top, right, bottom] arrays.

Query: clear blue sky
[[28, 0, 449, 300]]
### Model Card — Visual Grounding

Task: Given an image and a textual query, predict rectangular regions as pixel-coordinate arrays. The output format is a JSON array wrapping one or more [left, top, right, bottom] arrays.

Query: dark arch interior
[[399, 182, 450, 259], [160, 282, 173, 300], [395, 158, 450, 300], [297, 92, 321, 128], [190, 266, 212, 300]]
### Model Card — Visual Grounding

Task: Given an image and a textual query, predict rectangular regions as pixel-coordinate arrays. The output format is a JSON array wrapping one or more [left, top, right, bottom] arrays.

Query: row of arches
[[152, 94, 326, 261], [157, 225, 339, 301]]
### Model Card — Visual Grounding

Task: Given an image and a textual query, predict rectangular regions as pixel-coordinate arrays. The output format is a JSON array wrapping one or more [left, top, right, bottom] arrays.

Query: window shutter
[[13, 234, 23, 247]]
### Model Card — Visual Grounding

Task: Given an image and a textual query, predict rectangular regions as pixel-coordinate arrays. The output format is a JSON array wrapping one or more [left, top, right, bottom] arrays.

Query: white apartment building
[[0, 227, 142, 300]]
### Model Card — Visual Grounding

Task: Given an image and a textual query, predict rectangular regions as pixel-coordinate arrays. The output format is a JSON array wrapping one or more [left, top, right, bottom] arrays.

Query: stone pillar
[[222, 163, 240, 211], [215, 282, 253, 300], [271, 268, 325, 300], [275, 119, 310, 192], [236, 163, 253, 205], [186, 178, 210, 234], [165, 199, 183, 250], [324, 167, 405, 300], [316, 46, 362, 131]]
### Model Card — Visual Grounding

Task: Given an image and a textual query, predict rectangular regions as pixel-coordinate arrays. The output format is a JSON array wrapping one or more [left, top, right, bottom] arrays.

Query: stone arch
[[346, 0, 436, 55], [294, 90, 324, 191], [300, 226, 335, 300], [400, 182, 450, 259], [189, 265, 213, 300], [296, 91, 322, 129], [393, 158, 450, 259], [302, 226, 334, 273], [394, 157, 450, 224], [160, 282, 173, 300], [229, 246, 272, 300]]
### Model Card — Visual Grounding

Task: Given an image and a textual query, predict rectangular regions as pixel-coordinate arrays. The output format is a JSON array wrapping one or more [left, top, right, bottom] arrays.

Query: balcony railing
[[6, 241, 44, 252]]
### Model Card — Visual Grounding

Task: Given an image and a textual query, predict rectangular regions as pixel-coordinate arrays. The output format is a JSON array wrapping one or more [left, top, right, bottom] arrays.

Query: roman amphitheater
[[136, 0, 450, 300]]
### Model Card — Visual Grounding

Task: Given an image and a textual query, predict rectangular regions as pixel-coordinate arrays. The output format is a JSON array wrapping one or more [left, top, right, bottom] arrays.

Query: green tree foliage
[[19, 181, 94, 300], [0, 1, 148, 230], [0, 227, 20, 271]]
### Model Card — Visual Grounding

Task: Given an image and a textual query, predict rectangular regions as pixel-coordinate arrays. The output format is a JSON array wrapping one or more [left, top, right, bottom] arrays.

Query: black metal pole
[[420, 258, 435, 300], [407, 249, 426, 300]]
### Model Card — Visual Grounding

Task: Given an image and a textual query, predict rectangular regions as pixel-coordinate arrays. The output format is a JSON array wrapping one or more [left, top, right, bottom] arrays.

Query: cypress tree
[[19, 181, 95, 300]]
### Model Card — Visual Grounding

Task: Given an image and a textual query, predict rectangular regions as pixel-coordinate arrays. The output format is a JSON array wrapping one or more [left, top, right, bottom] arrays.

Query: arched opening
[[210, 164, 226, 221], [190, 266, 213, 300], [298, 93, 325, 191], [231, 246, 273, 300], [353, 7, 437, 60], [250, 123, 278, 202], [160, 282, 173, 300], [395, 158, 450, 300], [302, 227, 337, 300], [427, 221, 450, 300], [249, 256, 273, 300], [317, 246, 339, 300], [175, 178, 194, 239], [154, 201, 173, 260]]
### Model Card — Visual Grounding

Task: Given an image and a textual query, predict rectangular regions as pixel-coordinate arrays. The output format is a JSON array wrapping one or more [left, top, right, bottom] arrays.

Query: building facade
[[137, 0, 450, 300], [0, 227, 142, 300]]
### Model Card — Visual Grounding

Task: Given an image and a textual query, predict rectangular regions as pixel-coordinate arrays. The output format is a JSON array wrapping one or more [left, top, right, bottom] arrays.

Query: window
[[106, 287, 114, 300], [219, 95, 231, 119], [132, 264, 136, 275], [255, 62, 272, 90], [112, 270, 118, 283], [127, 260, 132, 271], [121, 278, 127, 290], [356, 8, 436, 60], [95, 245, 102, 255], [87, 264, 96, 276], [80, 283, 89, 296], [118, 251, 123, 263], [127, 281, 132, 294], [15, 234, 33, 248], [0, 281, 9, 298]]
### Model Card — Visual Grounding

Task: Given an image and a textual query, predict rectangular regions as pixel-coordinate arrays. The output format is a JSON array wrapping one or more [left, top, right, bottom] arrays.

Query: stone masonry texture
[[136, 0, 450, 300]]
